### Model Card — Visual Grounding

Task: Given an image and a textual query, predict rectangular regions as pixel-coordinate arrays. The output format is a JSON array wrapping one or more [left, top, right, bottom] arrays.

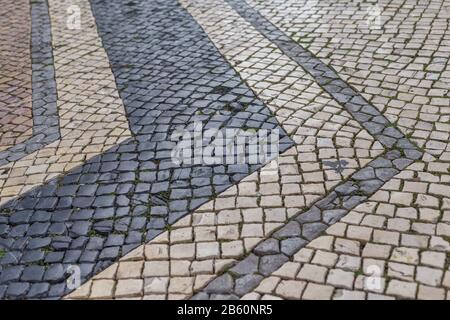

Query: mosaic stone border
[[225, 0, 422, 155], [0, 0, 292, 299], [191, 0, 424, 299], [0, 0, 59, 167]]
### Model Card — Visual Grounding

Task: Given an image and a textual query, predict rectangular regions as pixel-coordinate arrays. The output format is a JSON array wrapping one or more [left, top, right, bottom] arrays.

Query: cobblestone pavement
[[0, 0, 33, 151], [0, 0, 449, 300]]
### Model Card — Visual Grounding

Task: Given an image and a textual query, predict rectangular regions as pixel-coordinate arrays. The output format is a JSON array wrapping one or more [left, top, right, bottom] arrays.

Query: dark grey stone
[[204, 274, 234, 294], [27, 222, 50, 236], [322, 209, 347, 224], [20, 250, 45, 263], [273, 221, 301, 239], [43, 264, 65, 282], [343, 196, 367, 210], [404, 149, 422, 160], [259, 254, 289, 276], [383, 127, 403, 138], [360, 179, 385, 194], [369, 157, 392, 168], [302, 222, 328, 240], [375, 168, 399, 182], [209, 294, 239, 300], [0, 285, 6, 299], [27, 283, 49, 298], [26, 237, 51, 250], [190, 292, 210, 300], [296, 206, 321, 223], [335, 182, 358, 195], [21, 266, 45, 282], [235, 274, 263, 296], [376, 135, 397, 148], [0, 266, 23, 283], [352, 167, 375, 180], [363, 122, 385, 135], [230, 254, 259, 276], [99, 247, 119, 260], [70, 221, 91, 236], [6, 282, 29, 298], [393, 158, 413, 170], [254, 239, 280, 255]]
